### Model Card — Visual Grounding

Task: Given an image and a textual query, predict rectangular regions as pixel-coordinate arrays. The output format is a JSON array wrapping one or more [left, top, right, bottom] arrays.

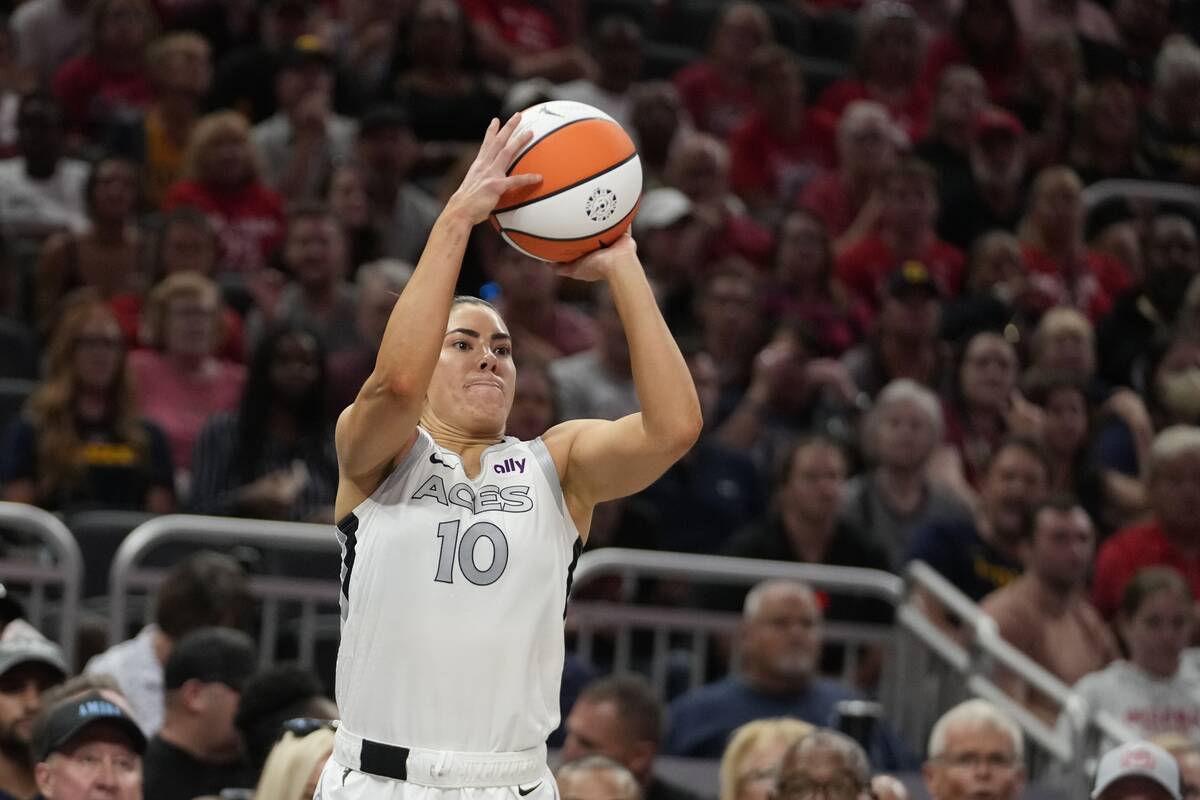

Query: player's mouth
[[465, 379, 504, 392]]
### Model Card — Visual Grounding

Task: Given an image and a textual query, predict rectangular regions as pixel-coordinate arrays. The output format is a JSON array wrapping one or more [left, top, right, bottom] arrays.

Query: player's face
[[428, 304, 516, 436]]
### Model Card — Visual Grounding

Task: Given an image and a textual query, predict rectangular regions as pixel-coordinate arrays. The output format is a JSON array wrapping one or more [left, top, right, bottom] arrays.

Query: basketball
[[489, 100, 643, 263]]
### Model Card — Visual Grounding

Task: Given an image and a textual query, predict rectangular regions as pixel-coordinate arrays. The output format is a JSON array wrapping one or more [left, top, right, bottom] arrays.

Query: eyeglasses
[[935, 752, 1019, 771], [776, 776, 864, 800], [281, 717, 337, 737]]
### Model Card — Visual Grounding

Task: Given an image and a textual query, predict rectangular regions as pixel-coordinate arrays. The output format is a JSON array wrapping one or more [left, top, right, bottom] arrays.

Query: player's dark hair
[[155, 551, 251, 639], [1120, 566, 1190, 620], [452, 295, 501, 315], [576, 675, 664, 745], [234, 663, 330, 770]]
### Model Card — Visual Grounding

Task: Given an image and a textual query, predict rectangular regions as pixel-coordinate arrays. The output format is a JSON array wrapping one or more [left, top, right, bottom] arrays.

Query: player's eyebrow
[[447, 328, 512, 342]]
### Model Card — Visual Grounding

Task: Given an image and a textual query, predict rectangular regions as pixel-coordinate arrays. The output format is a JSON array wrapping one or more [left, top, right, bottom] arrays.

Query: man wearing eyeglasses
[[30, 690, 146, 800], [774, 729, 872, 800], [922, 700, 1025, 800]]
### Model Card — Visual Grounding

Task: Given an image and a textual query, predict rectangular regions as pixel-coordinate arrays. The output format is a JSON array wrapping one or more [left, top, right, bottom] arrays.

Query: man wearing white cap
[[631, 187, 702, 334], [1093, 741, 1182, 800], [0, 638, 67, 800]]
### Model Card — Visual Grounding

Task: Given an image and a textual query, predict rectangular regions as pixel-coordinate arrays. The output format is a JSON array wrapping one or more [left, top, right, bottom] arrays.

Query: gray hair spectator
[[774, 729, 871, 800], [924, 699, 1025, 800], [1093, 741, 1182, 800], [557, 755, 642, 800], [1138, 35, 1200, 182], [1031, 308, 1096, 384], [841, 379, 970, 569], [1093, 425, 1200, 619]]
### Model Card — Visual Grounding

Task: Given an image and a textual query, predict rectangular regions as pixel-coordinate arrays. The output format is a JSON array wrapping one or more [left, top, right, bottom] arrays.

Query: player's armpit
[[543, 412, 695, 512]]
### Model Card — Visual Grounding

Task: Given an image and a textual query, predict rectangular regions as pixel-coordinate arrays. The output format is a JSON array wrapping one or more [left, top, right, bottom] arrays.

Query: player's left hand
[[554, 233, 637, 282]]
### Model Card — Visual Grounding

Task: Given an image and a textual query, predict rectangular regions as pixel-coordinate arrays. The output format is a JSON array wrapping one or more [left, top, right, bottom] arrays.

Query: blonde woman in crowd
[[719, 718, 814, 800], [254, 726, 335, 800]]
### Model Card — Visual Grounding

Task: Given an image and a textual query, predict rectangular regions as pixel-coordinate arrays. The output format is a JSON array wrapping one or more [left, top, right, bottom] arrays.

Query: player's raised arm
[[542, 235, 702, 531], [335, 115, 540, 493]]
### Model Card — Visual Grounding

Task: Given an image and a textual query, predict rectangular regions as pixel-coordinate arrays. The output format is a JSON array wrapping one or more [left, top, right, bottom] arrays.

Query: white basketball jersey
[[334, 429, 582, 753]]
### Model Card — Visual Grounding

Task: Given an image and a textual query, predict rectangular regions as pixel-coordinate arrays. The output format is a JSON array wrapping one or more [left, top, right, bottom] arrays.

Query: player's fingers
[[491, 129, 534, 173], [501, 172, 543, 191], [491, 112, 523, 155], [476, 117, 501, 161]]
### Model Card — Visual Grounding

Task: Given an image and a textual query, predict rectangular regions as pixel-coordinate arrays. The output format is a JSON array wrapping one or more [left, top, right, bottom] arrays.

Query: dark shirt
[[1136, 108, 1200, 182], [664, 676, 913, 770], [0, 416, 173, 512], [646, 776, 704, 800], [142, 735, 255, 800], [937, 174, 1027, 251], [905, 517, 1022, 601], [914, 135, 971, 201]]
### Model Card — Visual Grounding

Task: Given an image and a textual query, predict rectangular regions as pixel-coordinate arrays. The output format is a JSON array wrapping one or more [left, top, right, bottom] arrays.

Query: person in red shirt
[[52, 0, 156, 142], [836, 158, 964, 315], [728, 45, 835, 215], [162, 111, 285, 277], [459, 0, 592, 81], [818, 2, 931, 142], [798, 101, 902, 254], [1093, 426, 1200, 620], [672, 2, 774, 138], [922, 0, 1023, 104], [1018, 166, 1131, 320]]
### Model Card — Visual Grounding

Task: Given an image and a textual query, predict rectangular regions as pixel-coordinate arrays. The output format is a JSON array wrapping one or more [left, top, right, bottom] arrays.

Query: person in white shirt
[[0, 93, 86, 243]]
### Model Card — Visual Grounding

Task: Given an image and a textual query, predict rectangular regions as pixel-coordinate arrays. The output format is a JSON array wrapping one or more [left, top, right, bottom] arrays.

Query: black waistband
[[360, 738, 410, 781]]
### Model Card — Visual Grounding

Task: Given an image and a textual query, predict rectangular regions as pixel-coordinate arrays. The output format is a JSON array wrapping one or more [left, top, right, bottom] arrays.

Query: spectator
[[672, 3, 773, 137], [253, 36, 357, 201], [1018, 166, 1132, 320], [189, 323, 338, 523], [695, 267, 763, 406], [326, 259, 411, 415], [0, 21, 33, 160], [632, 188, 705, 335], [51, 0, 155, 141], [324, 161, 382, 277], [1029, 307, 1096, 385], [818, 3, 931, 141], [459, 0, 593, 83], [1099, 215, 1200, 389], [249, 203, 358, 357], [106, 32, 212, 209], [842, 266, 947, 399], [667, 580, 906, 769], [728, 46, 833, 216], [31, 691, 145, 800], [773, 730, 871, 800], [1107, 0, 1174, 91], [556, 756, 641, 800], [506, 358, 559, 443], [383, 0, 503, 178], [0, 92, 87, 243], [1094, 426, 1200, 619], [10, 0, 88, 89], [1092, 741, 1182, 800], [1072, 567, 1200, 745], [354, 105, 442, 266], [665, 133, 773, 267], [253, 724, 334, 800], [234, 664, 336, 773], [1010, 0, 1119, 44], [718, 719, 814, 800], [1009, 29, 1085, 169], [938, 107, 1029, 251], [841, 379, 971, 570], [1161, 738, 1200, 800], [908, 437, 1049, 615], [1095, 220, 1144, 284], [982, 496, 1118, 721], [922, 700, 1025, 800], [915, 66, 989, 198], [162, 111, 286, 276], [798, 101, 900, 254], [1140, 333, 1200, 432], [1070, 79, 1139, 185], [329, 0, 405, 101], [34, 157, 144, 340], [943, 231, 1033, 346], [623, 348, 764, 555], [0, 639, 67, 800], [549, 286, 636, 422], [85, 552, 249, 737], [1136, 36, 1200, 182], [922, 0, 1023, 103], [835, 159, 965, 314], [561, 676, 699, 800], [0, 299, 175, 513], [146, 207, 245, 362], [490, 246, 597, 363], [942, 330, 1041, 495], [629, 82, 686, 191], [552, 15, 643, 131], [131, 272, 245, 476], [144, 628, 257, 800]]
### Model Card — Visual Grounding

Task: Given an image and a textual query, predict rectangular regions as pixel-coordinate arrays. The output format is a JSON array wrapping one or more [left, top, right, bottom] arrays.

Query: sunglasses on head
[[281, 717, 337, 738]]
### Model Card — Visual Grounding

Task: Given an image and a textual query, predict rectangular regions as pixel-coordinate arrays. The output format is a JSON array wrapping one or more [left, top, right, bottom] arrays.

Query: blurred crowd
[[0, 0, 1198, 797]]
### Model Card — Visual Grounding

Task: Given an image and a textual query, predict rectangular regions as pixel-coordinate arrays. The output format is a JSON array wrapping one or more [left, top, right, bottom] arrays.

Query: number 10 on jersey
[[434, 521, 510, 586]]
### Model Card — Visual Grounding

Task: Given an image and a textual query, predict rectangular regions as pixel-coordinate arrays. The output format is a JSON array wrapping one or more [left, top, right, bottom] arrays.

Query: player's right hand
[[446, 114, 542, 225]]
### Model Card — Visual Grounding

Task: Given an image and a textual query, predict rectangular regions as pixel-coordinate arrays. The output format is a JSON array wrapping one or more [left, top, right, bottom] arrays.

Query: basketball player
[[319, 113, 702, 799]]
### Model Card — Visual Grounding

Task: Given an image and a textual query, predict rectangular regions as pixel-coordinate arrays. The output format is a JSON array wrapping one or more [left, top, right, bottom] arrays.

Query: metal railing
[[108, 514, 341, 669], [567, 549, 904, 704], [0, 502, 83, 665], [1082, 178, 1200, 217], [898, 561, 1139, 796]]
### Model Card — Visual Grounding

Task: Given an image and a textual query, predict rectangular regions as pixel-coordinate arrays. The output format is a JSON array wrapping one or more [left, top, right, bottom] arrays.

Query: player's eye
[[453, 340, 471, 351], [496, 346, 512, 356]]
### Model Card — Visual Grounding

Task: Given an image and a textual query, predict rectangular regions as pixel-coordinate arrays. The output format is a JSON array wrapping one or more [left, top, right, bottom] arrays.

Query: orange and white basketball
[[490, 100, 643, 263]]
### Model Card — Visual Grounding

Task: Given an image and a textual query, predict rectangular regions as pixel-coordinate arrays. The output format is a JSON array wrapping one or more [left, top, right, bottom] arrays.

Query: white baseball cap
[[632, 188, 692, 236], [1092, 742, 1182, 800]]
